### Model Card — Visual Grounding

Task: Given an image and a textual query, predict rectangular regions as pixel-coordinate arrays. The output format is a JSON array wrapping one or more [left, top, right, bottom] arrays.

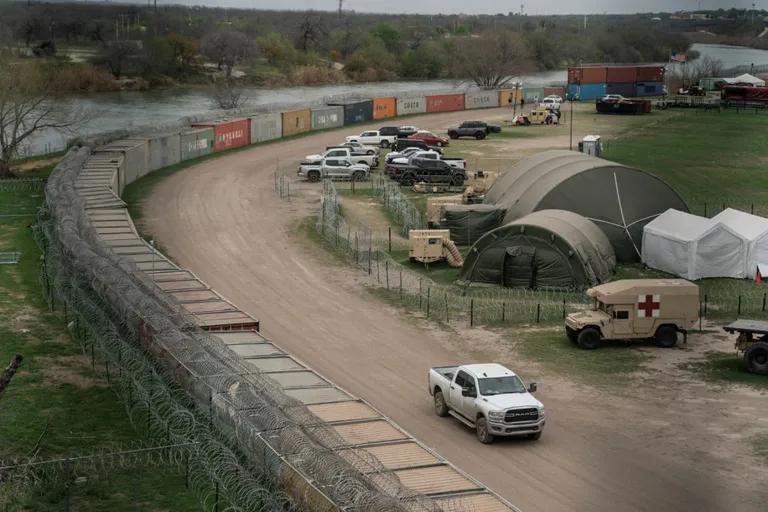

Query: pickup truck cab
[[305, 147, 378, 168], [385, 146, 421, 164], [392, 139, 443, 154], [447, 121, 502, 140], [389, 151, 466, 169], [298, 158, 369, 182], [329, 141, 379, 156], [397, 125, 420, 138], [428, 363, 545, 443], [345, 130, 397, 148], [397, 158, 466, 186]]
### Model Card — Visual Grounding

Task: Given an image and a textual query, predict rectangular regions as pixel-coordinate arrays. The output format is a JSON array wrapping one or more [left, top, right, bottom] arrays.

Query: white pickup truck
[[345, 130, 397, 148], [298, 158, 369, 182], [428, 363, 545, 443], [304, 147, 378, 168], [388, 150, 466, 170]]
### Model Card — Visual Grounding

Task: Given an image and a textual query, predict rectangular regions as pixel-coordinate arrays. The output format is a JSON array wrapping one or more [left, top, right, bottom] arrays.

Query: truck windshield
[[478, 376, 525, 396]]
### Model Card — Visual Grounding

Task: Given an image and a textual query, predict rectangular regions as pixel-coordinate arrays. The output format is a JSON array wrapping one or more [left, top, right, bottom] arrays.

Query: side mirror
[[528, 383, 537, 393], [461, 387, 475, 398]]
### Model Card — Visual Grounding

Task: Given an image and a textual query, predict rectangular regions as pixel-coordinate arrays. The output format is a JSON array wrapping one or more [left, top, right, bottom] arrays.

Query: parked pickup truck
[[329, 141, 380, 156], [396, 158, 466, 186], [304, 147, 378, 168], [345, 129, 397, 148], [428, 363, 545, 443], [447, 121, 502, 140], [392, 139, 443, 154], [298, 158, 369, 182], [386, 151, 466, 179]]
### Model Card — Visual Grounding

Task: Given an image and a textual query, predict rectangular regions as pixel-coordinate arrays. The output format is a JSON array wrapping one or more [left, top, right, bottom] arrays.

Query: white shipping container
[[464, 90, 500, 109], [250, 112, 282, 143], [93, 138, 149, 187], [147, 132, 181, 172], [396, 96, 426, 115], [311, 106, 344, 130]]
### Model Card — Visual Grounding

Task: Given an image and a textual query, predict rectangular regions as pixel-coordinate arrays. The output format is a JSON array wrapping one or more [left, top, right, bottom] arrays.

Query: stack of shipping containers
[[568, 65, 665, 100]]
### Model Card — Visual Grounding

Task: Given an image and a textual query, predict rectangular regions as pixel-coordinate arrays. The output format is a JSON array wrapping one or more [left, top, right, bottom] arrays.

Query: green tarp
[[440, 204, 506, 246]]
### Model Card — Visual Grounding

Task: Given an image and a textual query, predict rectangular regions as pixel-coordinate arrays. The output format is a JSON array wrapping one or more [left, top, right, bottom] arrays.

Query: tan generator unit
[[409, 229, 464, 267], [426, 195, 464, 226]]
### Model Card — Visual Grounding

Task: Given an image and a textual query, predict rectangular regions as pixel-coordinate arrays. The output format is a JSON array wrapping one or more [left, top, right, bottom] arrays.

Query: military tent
[[485, 150, 687, 262], [460, 209, 616, 289], [711, 208, 768, 278], [439, 204, 506, 246], [642, 209, 747, 280]]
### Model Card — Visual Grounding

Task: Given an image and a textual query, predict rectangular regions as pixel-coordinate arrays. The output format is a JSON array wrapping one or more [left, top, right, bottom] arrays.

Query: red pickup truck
[[408, 130, 449, 147]]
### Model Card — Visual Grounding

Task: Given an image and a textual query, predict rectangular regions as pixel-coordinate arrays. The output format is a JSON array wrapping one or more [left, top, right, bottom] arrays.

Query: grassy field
[[680, 353, 768, 390], [0, 171, 198, 510]]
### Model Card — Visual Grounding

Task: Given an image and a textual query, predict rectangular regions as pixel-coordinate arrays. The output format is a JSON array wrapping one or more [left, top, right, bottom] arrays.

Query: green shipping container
[[180, 127, 214, 161], [523, 88, 545, 102]]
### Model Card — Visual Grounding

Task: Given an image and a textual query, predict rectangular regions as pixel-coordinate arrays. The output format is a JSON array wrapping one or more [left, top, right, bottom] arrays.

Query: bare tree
[[200, 30, 252, 78], [208, 78, 248, 110], [455, 30, 530, 88], [296, 13, 324, 52], [0, 62, 91, 178], [97, 41, 138, 79], [670, 56, 725, 91]]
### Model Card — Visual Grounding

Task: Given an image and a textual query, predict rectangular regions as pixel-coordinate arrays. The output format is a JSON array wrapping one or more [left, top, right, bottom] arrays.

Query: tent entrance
[[503, 247, 537, 288]]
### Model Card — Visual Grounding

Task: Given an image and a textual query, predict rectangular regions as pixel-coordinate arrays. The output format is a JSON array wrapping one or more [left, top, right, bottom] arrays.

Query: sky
[[140, 0, 757, 16]]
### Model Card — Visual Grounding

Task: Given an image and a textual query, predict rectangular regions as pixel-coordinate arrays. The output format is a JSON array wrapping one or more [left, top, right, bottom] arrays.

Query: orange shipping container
[[605, 66, 637, 83], [281, 109, 311, 137], [373, 97, 396, 119], [498, 88, 523, 106], [580, 67, 607, 84], [636, 66, 665, 82], [426, 94, 464, 113]]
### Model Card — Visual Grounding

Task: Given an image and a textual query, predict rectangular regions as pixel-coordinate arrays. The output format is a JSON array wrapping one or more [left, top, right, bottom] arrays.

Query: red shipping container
[[191, 118, 250, 152], [605, 66, 637, 83], [636, 66, 665, 82], [567, 68, 582, 84], [426, 94, 465, 113], [580, 66, 607, 84]]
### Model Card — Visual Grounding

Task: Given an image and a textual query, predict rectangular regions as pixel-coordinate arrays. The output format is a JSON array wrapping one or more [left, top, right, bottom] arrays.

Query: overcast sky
[[149, 0, 756, 15]]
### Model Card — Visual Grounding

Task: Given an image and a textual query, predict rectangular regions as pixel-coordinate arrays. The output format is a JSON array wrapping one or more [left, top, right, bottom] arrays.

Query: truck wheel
[[380, 140, 390, 148], [476, 417, 494, 444], [528, 431, 542, 441], [655, 326, 678, 348], [352, 171, 366, 181], [451, 175, 464, 186], [744, 341, 768, 374], [401, 175, 415, 186], [475, 132, 486, 140], [577, 327, 601, 350], [307, 171, 320, 182], [434, 390, 449, 417], [449, 132, 458, 139], [366, 149, 375, 155], [566, 326, 578, 344]]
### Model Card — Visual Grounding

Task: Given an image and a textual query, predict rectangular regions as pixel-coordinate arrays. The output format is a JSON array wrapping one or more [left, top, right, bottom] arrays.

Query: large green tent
[[484, 150, 688, 262], [460, 209, 616, 289]]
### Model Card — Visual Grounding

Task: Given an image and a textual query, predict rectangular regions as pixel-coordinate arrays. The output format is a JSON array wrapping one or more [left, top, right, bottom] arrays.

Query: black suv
[[397, 158, 466, 187], [447, 121, 502, 140], [379, 126, 400, 137], [392, 139, 443, 153]]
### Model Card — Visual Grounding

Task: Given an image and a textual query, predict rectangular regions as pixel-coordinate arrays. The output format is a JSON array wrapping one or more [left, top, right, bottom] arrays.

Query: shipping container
[[523, 87, 545, 102], [191, 118, 250, 152], [372, 97, 397, 119], [635, 82, 665, 96], [147, 132, 181, 172], [606, 83, 636, 97], [310, 106, 344, 130], [498, 88, 523, 106], [569, 66, 608, 84], [180, 127, 214, 161], [250, 112, 282, 143], [605, 66, 637, 83], [464, 90, 499, 109], [635, 66, 665, 82], [281, 109, 311, 137], [396, 96, 426, 115], [93, 138, 149, 187], [567, 83, 607, 100], [543, 86, 566, 98], [328, 100, 374, 125], [699, 77, 727, 91], [426, 94, 465, 113]]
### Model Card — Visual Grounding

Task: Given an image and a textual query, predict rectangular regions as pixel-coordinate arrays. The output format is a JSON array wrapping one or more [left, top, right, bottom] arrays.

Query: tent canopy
[[730, 73, 766, 86], [485, 150, 687, 262], [439, 204, 505, 246], [713, 208, 768, 277], [642, 209, 747, 280], [460, 209, 616, 289]]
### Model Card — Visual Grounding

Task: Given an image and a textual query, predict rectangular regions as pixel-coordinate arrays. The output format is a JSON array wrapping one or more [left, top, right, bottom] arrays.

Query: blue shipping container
[[567, 83, 607, 100], [635, 82, 665, 97]]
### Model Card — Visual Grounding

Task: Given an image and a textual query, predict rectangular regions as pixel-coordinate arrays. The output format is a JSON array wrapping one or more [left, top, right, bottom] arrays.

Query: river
[[22, 43, 768, 156]]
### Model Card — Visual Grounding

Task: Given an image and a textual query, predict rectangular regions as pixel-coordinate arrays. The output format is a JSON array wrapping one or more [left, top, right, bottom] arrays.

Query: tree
[[371, 22, 401, 53], [208, 77, 248, 110], [455, 30, 529, 88], [296, 13, 324, 52], [97, 41, 138, 79], [201, 30, 252, 77], [165, 33, 198, 75], [257, 33, 296, 68], [0, 63, 90, 178]]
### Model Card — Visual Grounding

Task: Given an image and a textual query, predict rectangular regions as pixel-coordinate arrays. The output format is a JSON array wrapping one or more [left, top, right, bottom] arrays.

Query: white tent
[[730, 73, 766, 86], [712, 208, 768, 278], [642, 209, 747, 280]]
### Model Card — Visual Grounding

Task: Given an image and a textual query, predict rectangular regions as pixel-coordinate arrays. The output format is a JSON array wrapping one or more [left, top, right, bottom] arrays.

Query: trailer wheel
[[434, 390, 449, 417], [476, 417, 494, 444], [577, 327, 601, 350], [307, 171, 321, 182], [380, 140, 390, 148], [744, 341, 768, 375], [655, 325, 678, 348]]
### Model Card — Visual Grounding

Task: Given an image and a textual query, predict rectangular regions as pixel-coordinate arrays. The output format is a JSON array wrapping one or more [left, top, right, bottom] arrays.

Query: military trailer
[[409, 229, 463, 267], [565, 279, 699, 349], [722, 320, 768, 375]]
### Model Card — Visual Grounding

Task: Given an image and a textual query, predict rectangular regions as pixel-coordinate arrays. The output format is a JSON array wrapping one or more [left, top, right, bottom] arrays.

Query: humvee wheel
[[655, 325, 678, 348], [565, 326, 578, 344], [576, 327, 601, 350], [744, 341, 768, 375]]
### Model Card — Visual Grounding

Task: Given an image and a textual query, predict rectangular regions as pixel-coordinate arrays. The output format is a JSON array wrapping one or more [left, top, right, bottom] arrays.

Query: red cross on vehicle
[[637, 294, 661, 318]]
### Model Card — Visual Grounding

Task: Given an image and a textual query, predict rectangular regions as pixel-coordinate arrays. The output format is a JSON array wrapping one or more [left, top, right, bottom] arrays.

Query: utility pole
[[338, 0, 343, 17]]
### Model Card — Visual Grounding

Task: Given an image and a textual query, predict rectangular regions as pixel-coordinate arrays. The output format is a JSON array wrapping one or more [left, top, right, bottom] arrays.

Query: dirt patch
[[36, 355, 102, 389], [11, 155, 63, 174]]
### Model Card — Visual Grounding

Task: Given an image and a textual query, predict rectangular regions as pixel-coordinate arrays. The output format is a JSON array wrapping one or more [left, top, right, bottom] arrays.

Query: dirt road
[[142, 108, 766, 512]]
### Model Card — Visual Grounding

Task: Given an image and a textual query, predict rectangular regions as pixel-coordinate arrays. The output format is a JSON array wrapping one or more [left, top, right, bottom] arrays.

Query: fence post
[[738, 295, 742, 315], [419, 279, 423, 309], [752, 203, 755, 215], [367, 246, 371, 275], [376, 251, 380, 282], [385, 261, 389, 290], [388, 226, 392, 252], [704, 294, 708, 315], [445, 293, 449, 322], [502, 302, 506, 322], [399, 270, 403, 300], [427, 288, 431, 318], [355, 232, 359, 264], [763, 293, 766, 312], [699, 301, 703, 332], [470, 299, 474, 327], [562, 298, 567, 318], [704, 201, 708, 217], [536, 303, 541, 323]]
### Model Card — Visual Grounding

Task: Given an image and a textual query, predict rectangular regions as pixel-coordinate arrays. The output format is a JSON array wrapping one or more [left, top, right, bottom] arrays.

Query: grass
[[680, 352, 768, 390], [0, 166, 198, 510], [511, 329, 652, 384]]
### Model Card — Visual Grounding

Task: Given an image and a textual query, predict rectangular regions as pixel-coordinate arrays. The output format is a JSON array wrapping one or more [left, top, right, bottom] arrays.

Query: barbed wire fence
[[13, 146, 464, 512]]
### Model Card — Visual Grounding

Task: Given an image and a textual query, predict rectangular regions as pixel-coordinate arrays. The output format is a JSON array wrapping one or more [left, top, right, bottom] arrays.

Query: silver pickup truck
[[428, 363, 545, 443]]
